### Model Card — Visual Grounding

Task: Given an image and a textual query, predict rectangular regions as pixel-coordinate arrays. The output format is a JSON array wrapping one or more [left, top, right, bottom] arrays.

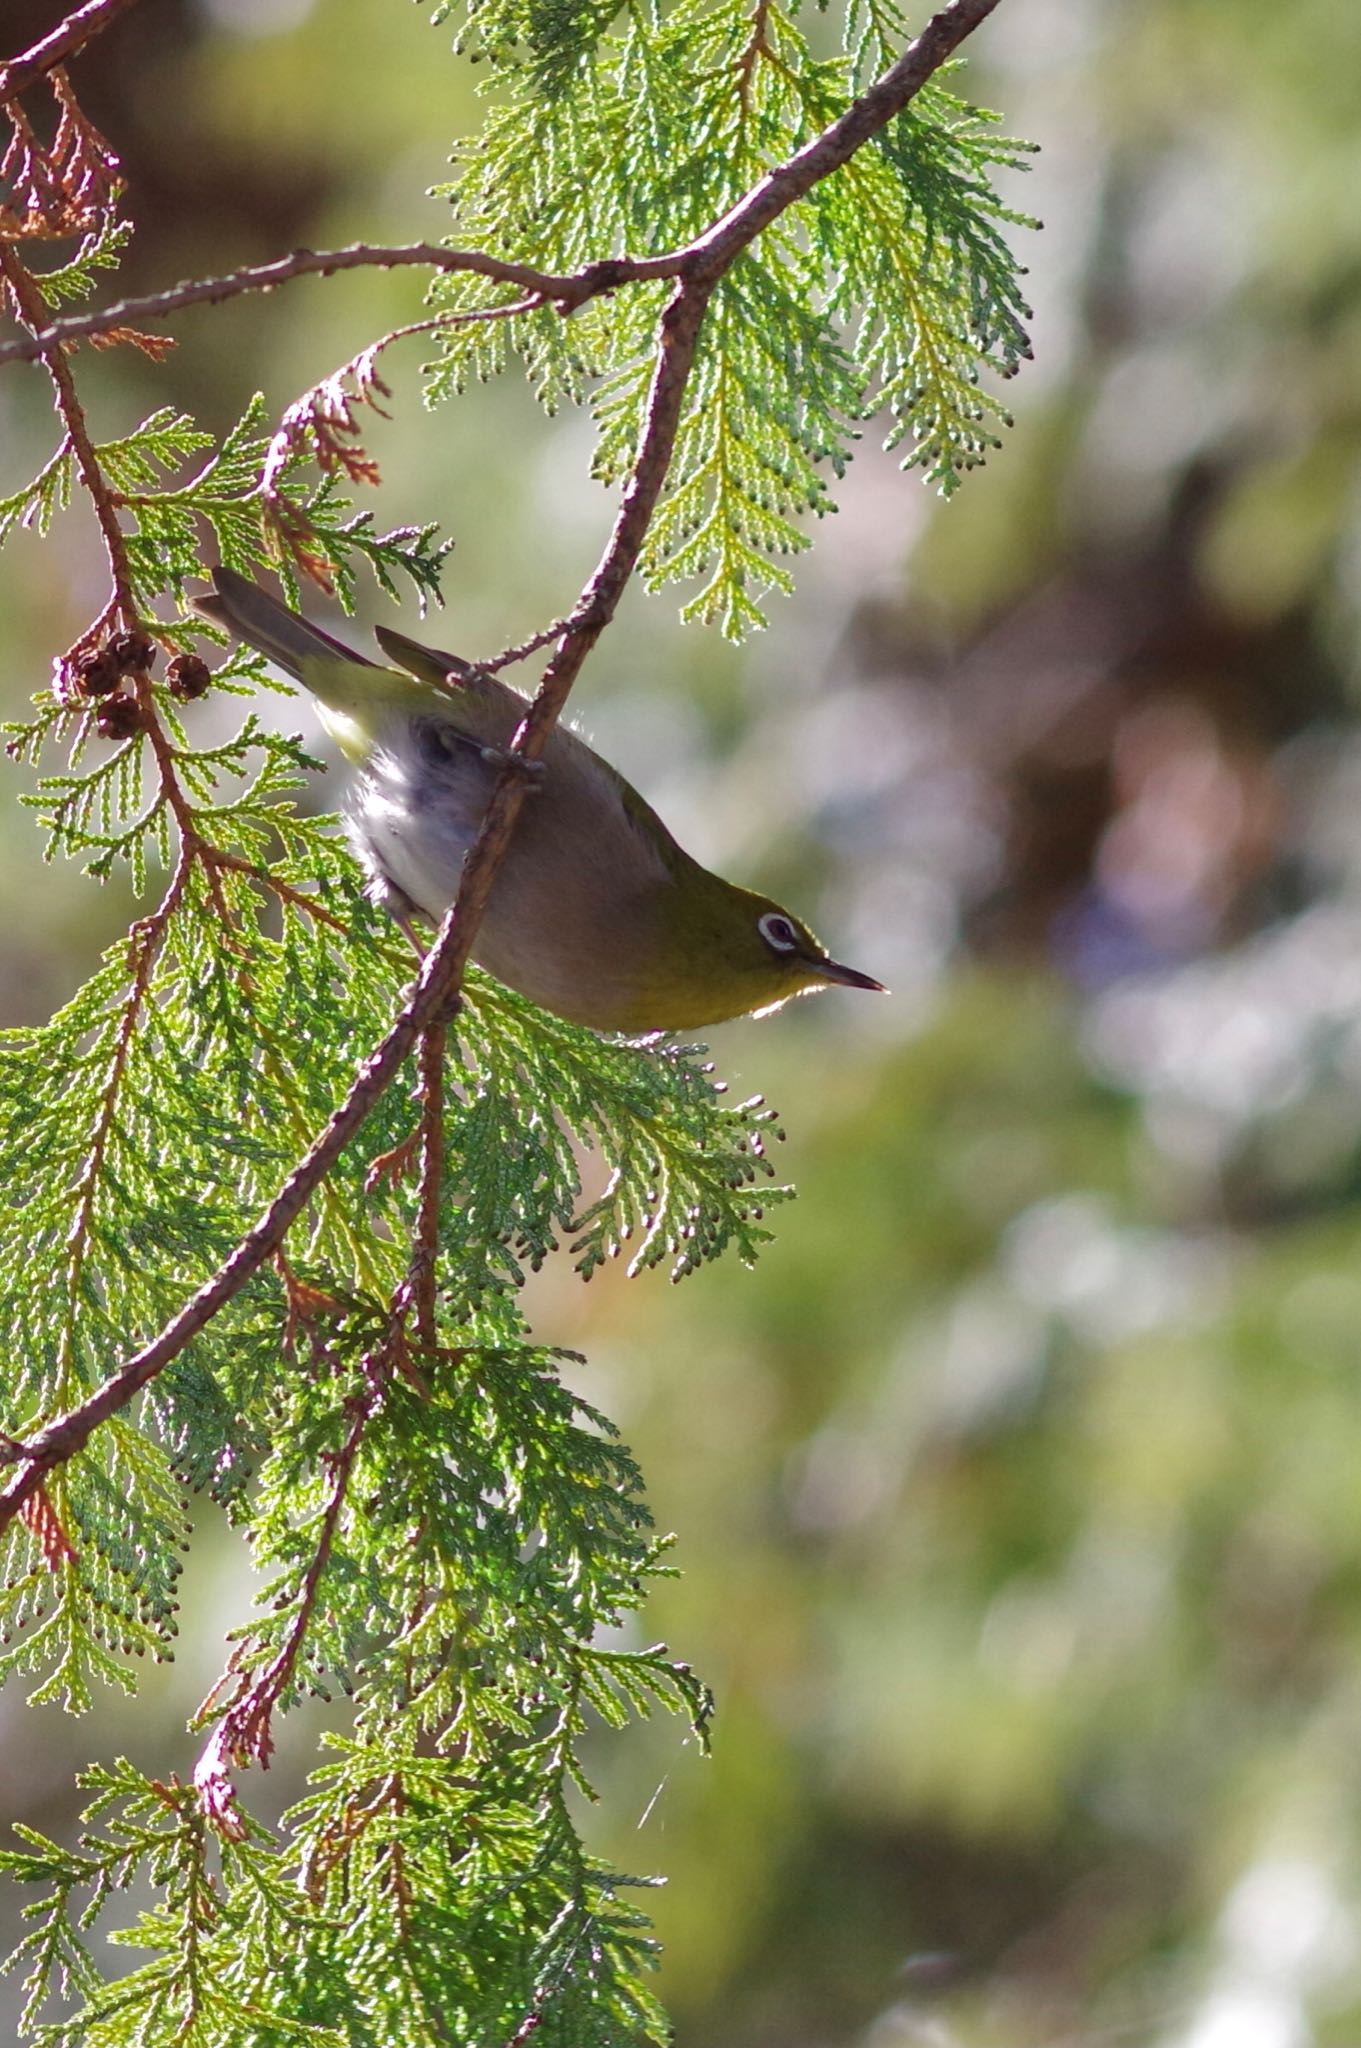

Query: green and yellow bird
[[196, 566, 885, 1034]]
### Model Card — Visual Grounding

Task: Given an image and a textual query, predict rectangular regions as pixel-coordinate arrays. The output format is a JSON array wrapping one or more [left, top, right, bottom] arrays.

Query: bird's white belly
[[359, 785, 469, 920], [350, 736, 486, 921]]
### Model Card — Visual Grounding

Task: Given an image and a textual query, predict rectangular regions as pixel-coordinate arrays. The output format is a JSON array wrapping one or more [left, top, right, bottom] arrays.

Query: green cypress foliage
[[426, 1, 1034, 632], [0, 3, 1030, 2039]]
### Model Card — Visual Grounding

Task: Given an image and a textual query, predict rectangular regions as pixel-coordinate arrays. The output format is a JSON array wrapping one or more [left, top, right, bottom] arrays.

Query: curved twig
[[0, 240, 138, 629], [0, 245, 672, 369]]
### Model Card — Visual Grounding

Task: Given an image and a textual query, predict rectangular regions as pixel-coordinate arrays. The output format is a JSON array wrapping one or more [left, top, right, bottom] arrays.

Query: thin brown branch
[[0, 244, 664, 368], [136, 700, 240, 925], [194, 1346, 388, 1837], [481, 615, 573, 674], [411, 1023, 448, 1354], [736, 0, 773, 112], [300, 1770, 413, 1910], [0, 237, 136, 626], [204, 848, 354, 938], [365, 300, 544, 349], [0, 0, 139, 104], [58, 843, 193, 1354], [0, 0, 1005, 1531], [503, 1989, 550, 2048]]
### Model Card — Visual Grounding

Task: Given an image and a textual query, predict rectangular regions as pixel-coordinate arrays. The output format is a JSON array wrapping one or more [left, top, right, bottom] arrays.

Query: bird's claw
[[481, 744, 546, 786]]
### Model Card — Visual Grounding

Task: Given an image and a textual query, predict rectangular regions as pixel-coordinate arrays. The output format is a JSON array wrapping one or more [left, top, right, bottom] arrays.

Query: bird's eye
[[758, 912, 800, 953]]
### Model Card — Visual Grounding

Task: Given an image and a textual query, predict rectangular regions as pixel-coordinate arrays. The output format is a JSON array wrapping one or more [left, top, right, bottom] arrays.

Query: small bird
[[195, 566, 885, 1034]]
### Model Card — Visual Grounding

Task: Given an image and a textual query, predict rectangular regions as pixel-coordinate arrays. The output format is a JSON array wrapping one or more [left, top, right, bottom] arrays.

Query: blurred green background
[[7, 0, 1361, 2042]]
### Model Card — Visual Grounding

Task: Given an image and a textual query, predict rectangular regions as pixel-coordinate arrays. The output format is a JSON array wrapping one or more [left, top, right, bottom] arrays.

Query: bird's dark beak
[[815, 956, 889, 994]]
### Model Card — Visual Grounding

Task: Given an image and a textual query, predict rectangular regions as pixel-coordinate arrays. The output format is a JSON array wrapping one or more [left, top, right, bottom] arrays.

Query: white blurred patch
[[197, 0, 317, 33], [1166, 1857, 1357, 2048], [1002, 1192, 1231, 1346]]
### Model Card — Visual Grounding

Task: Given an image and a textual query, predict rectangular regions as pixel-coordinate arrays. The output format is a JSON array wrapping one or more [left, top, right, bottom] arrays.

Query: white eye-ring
[[758, 912, 800, 953]]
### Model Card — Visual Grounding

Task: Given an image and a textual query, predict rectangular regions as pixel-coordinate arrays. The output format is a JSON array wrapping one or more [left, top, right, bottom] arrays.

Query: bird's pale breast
[[351, 710, 675, 1029]]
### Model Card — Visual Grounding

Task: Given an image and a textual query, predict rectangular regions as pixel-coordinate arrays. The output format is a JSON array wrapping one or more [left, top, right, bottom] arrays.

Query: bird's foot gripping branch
[[0, 0, 1026, 2039]]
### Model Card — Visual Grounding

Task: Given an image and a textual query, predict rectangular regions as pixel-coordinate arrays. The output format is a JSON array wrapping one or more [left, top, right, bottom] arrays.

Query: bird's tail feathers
[[194, 565, 377, 683]]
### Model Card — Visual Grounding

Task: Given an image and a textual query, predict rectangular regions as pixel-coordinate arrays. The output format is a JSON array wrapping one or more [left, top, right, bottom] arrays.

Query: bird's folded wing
[[196, 565, 380, 683]]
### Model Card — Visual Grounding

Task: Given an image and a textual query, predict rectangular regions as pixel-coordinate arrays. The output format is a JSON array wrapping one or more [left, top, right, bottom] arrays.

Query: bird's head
[[644, 872, 886, 1029]]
